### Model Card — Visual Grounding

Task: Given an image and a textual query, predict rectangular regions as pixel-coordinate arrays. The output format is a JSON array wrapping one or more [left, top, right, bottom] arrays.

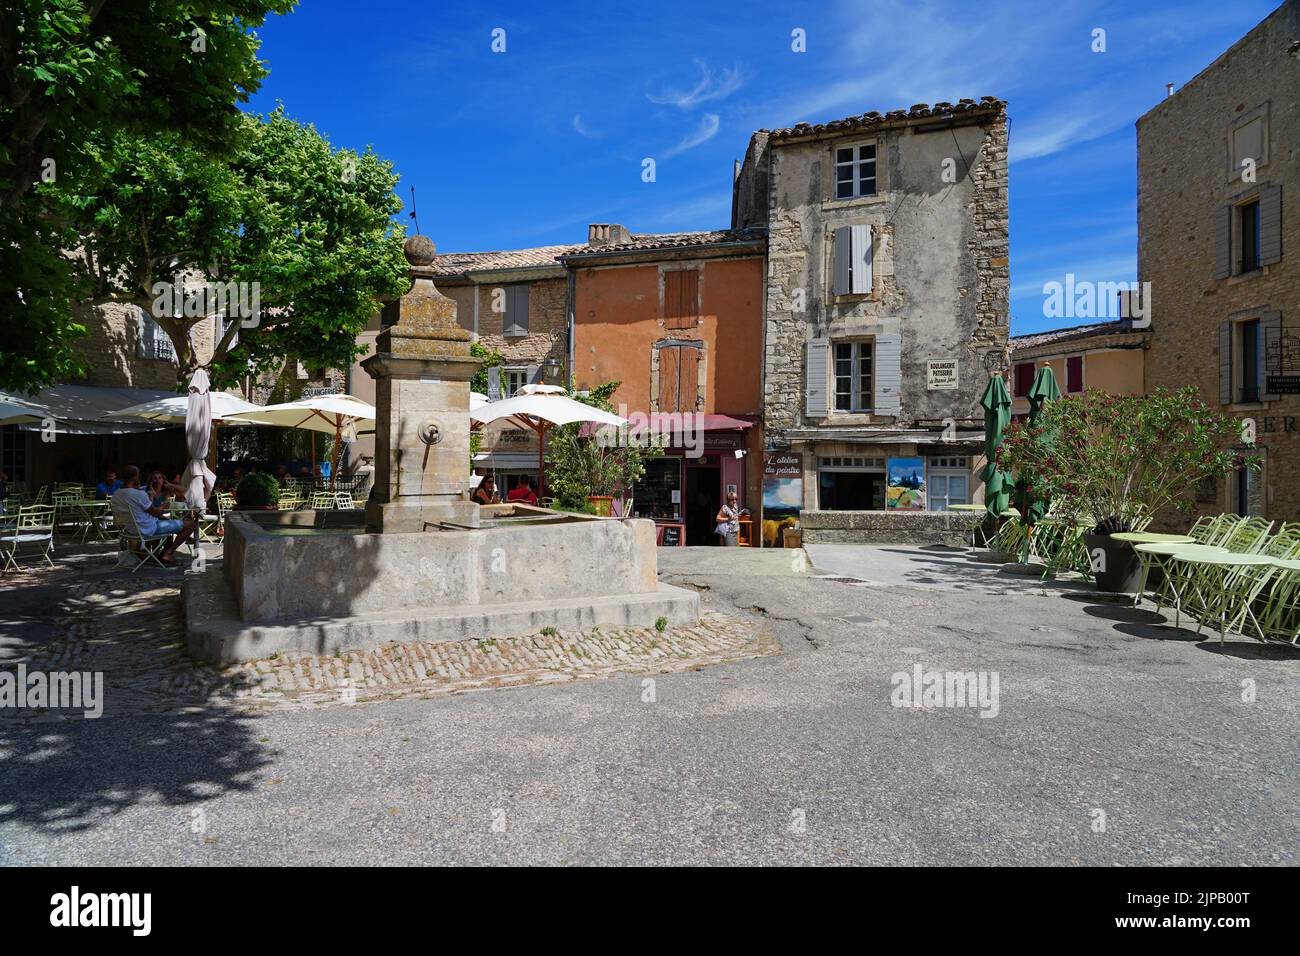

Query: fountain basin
[[184, 507, 699, 664]]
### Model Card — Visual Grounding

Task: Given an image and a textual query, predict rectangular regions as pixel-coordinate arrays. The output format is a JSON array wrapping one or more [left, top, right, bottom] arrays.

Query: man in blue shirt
[[95, 468, 122, 500]]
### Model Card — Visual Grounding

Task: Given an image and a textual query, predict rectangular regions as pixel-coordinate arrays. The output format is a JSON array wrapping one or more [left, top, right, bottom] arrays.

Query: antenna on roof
[[409, 186, 421, 235]]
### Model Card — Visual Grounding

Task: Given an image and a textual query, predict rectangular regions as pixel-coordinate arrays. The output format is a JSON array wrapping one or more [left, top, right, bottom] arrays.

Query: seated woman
[[470, 475, 497, 506], [147, 470, 185, 509], [111, 465, 197, 565]]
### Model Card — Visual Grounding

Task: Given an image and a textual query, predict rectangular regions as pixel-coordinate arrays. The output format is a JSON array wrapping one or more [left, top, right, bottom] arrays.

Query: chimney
[[1165, 83, 1174, 98], [588, 223, 631, 247]]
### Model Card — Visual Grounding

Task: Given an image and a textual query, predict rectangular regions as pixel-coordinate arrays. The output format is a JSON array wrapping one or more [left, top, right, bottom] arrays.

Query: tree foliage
[[0, 0, 296, 392]]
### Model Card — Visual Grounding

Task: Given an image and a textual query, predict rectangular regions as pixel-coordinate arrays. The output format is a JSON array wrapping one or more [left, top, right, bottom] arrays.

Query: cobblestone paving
[[1, 568, 777, 722]]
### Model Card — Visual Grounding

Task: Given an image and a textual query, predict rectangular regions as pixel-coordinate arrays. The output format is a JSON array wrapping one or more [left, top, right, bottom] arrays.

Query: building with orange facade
[[563, 224, 766, 546]]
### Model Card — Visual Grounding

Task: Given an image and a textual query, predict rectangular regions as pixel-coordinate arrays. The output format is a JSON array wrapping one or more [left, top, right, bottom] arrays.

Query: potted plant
[[997, 387, 1256, 592], [235, 472, 281, 511]]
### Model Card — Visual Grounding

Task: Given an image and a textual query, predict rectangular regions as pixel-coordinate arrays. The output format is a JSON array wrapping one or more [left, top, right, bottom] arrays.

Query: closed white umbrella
[[181, 370, 217, 511], [470, 384, 627, 497], [225, 394, 377, 490]]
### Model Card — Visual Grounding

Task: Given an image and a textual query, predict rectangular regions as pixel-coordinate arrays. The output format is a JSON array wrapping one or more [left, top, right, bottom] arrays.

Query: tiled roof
[[561, 228, 765, 258], [1011, 319, 1145, 351], [767, 97, 1006, 142], [425, 244, 584, 277]]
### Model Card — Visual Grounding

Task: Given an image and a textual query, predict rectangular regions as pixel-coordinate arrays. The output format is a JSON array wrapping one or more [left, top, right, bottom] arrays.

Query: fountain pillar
[[362, 235, 481, 533]]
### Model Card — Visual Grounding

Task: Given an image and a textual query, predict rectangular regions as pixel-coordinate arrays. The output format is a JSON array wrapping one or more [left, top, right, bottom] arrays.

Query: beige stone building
[[1009, 319, 1148, 417], [1137, 0, 1298, 520]]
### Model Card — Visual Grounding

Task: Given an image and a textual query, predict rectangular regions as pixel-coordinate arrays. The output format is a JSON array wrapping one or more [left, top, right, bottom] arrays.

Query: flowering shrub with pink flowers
[[996, 387, 1255, 535]]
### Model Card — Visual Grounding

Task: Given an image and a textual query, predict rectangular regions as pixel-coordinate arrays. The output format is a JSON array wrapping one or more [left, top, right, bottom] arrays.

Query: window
[[138, 311, 176, 362], [657, 342, 701, 412], [1066, 355, 1084, 394], [833, 341, 873, 412], [1, 425, 29, 483], [832, 225, 873, 296], [818, 457, 885, 510], [1240, 319, 1260, 403], [502, 284, 529, 336], [663, 269, 699, 330], [1239, 200, 1261, 273], [927, 456, 971, 512], [834, 143, 877, 199], [1013, 362, 1035, 397], [504, 367, 529, 397]]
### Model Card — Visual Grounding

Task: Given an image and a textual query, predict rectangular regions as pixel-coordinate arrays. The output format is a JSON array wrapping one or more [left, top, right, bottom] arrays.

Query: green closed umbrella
[[979, 375, 1013, 520], [1016, 366, 1061, 560]]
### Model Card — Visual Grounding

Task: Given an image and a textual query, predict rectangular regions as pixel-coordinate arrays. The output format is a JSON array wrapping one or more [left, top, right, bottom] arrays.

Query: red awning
[[578, 413, 757, 438], [698, 414, 756, 431]]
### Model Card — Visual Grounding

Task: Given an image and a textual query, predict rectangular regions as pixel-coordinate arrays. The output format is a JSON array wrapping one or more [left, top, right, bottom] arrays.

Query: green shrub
[[235, 471, 280, 508]]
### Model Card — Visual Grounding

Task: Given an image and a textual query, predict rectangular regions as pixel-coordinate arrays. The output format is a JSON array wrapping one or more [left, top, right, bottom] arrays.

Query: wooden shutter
[[873, 334, 902, 416], [805, 338, 829, 417], [504, 285, 529, 335], [664, 270, 698, 330], [658, 346, 680, 411], [849, 224, 872, 294], [832, 227, 851, 295], [526, 364, 541, 384], [1259, 184, 1282, 266], [487, 365, 501, 401], [1214, 206, 1232, 279], [1218, 322, 1233, 405], [1260, 311, 1282, 401], [677, 345, 699, 411], [1066, 355, 1084, 393]]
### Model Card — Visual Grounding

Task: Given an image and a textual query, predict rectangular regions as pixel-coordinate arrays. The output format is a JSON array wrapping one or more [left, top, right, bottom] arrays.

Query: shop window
[[633, 456, 682, 520], [927, 456, 970, 512]]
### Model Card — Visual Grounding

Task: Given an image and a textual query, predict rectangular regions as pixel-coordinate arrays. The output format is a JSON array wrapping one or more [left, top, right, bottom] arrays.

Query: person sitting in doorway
[[471, 475, 497, 506], [506, 477, 539, 506], [95, 468, 122, 500], [111, 465, 197, 566]]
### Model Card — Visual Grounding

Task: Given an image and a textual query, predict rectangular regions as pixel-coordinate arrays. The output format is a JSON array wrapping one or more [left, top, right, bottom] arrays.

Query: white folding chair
[[1, 505, 55, 572]]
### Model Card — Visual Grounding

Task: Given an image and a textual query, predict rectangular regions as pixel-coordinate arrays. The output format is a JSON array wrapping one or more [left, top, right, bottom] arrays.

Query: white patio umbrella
[[225, 393, 377, 490], [181, 370, 217, 511], [469, 384, 627, 497], [109, 391, 260, 423]]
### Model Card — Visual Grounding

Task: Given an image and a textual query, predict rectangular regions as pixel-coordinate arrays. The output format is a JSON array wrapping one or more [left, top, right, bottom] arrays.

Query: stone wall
[[758, 108, 1010, 447], [801, 509, 975, 546], [473, 275, 568, 370], [1137, 1, 1299, 521], [70, 300, 218, 390]]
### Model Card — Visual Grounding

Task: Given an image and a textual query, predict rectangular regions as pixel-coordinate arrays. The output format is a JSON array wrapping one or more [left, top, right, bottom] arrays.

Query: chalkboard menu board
[[659, 524, 682, 547]]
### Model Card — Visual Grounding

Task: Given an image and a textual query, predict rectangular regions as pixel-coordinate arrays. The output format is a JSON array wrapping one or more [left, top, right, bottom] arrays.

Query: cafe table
[[72, 499, 114, 543], [1114, 532, 1196, 606], [1133, 542, 1224, 613], [1169, 550, 1276, 643]]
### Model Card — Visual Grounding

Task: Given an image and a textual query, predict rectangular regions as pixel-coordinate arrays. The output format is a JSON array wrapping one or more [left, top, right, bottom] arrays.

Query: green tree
[[68, 109, 409, 390], [0, 0, 296, 392], [544, 381, 663, 511]]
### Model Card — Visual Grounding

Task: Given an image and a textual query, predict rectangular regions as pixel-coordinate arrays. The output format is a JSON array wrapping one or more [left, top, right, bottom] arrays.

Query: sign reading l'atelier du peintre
[[926, 360, 959, 390]]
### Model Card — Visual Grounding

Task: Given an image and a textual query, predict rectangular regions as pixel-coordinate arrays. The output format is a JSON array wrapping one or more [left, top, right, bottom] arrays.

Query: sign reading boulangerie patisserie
[[927, 360, 958, 389]]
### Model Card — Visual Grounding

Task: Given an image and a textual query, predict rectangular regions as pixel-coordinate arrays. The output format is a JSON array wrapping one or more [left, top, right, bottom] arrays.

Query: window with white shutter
[[503, 285, 529, 337], [805, 339, 829, 418], [832, 225, 873, 296]]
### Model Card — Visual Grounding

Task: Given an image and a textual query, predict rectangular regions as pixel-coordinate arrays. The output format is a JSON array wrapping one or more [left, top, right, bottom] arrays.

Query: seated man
[[111, 465, 196, 565], [506, 477, 539, 506], [95, 468, 122, 500]]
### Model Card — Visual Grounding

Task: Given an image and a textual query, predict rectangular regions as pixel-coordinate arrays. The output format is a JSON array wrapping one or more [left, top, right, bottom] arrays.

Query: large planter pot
[[586, 495, 613, 517], [1084, 533, 1142, 593]]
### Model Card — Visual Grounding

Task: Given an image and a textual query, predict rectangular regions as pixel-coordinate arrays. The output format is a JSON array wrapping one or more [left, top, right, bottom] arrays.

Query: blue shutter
[[873, 334, 902, 416], [1259, 184, 1281, 266], [849, 224, 872, 294], [833, 227, 850, 296], [1214, 206, 1231, 279]]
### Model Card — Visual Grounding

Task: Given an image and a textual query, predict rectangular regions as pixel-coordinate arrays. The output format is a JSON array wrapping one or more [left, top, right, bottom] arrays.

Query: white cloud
[[572, 114, 598, 138], [646, 60, 745, 109], [662, 113, 720, 158]]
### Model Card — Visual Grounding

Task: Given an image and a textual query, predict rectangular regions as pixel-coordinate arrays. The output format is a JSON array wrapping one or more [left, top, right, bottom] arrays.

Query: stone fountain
[[184, 237, 698, 664]]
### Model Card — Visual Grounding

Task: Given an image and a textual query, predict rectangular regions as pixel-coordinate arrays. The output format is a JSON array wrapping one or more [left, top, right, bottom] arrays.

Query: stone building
[[563, 223, 766, 545], [1009, 319, 1149, 418], [1137, 0, 1298, 520], [732, 98, 1010, 540]]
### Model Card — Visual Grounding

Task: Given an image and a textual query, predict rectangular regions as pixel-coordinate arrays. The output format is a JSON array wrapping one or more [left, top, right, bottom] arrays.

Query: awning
[[699, 414, 757, 431], [1, 384, 179, 435], [579, 412, 758, 438]]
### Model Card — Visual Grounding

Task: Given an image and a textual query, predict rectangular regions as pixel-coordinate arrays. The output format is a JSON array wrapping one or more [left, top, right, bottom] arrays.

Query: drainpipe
[[565, 263, 576, 389]]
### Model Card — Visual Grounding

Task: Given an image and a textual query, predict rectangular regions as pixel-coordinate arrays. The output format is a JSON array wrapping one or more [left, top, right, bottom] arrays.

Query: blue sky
[[245, 0, 1279, 335]]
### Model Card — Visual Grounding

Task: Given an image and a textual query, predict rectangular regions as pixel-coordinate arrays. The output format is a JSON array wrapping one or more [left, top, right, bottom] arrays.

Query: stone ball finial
[[404, 234, 437, 266]]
